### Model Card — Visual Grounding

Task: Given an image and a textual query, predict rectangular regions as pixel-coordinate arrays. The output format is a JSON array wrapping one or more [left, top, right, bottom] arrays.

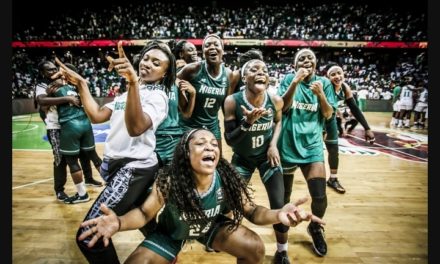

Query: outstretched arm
[[343, 83, 375, 143], [78, 181, 165, 248], [243, 196, 325, 227], [54, 58, 112, 123]]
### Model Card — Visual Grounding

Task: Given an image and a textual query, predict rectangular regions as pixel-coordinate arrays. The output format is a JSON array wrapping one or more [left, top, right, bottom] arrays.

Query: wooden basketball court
[[12, 112, 428, 263]]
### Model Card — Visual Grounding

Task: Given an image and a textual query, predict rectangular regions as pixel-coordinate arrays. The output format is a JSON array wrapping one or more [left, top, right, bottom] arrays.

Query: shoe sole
[[327, 182, 346, 194], [307, 227, 327, 257], [64, 197, 90, 204]]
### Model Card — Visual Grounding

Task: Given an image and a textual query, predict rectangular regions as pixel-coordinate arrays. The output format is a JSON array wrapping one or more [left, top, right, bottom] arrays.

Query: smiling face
[[243, 60, 269, 93], [294, 49, 316, 76], [202, 36, 223, 65], [41, 61, 58, 81], [187, 130, 220, 177], [327, 66, 344, 88], [181, 42, 198, 63], [138, 48, 170, 84]]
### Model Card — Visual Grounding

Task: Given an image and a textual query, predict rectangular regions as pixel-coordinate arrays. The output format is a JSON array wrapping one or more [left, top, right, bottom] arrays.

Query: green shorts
[[231, 154, 283, 184], [155, 134, 182, 166], [140, 215, 230, 261], [59, 115, 95, 155], [324, 116, 338, 145]]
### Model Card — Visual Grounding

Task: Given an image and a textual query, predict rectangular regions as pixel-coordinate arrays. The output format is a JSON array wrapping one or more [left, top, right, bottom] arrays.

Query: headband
[[294, 49, 316, 66], [326, 65, 343, 77], [183, 128, 203, 154], [202, 34, 224, 49], [241, 59, 264, 77]]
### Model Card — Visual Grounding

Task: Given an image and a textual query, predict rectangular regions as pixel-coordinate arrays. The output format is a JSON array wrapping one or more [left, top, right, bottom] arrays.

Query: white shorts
[[399, 98, 413, 111], [414, 102, 428, 113], [393, 100, 400, 112]]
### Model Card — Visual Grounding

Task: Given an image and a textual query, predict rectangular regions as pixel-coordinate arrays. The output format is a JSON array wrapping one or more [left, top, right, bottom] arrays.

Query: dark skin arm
[[177, 62, 202, 118]]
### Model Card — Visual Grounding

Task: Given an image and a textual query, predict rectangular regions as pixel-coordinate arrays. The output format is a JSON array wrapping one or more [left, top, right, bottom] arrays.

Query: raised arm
[[54, 57, 112, 123], [280, 68, 310, 113], [311, 80, 334, 120], [107, 41, 153, 136], [177, 79, 196, 118]]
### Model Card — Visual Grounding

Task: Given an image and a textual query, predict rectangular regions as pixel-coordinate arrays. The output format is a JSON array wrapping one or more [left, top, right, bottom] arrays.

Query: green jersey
[[155, 170, 227, 240], [277, 73, 336, 164], [179, 61, 229, 138], [232, 90, 276, 161], [53, 84, 86, 124], [156, 84, 183, 136], [392, 85, 401, 103]]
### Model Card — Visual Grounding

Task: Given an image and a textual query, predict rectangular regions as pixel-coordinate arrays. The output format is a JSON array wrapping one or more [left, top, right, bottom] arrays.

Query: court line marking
[[13, 149, 52, 152], [13, 178, 52, 190], [12, 124, 39, 134], [347, 134, 428, 162]]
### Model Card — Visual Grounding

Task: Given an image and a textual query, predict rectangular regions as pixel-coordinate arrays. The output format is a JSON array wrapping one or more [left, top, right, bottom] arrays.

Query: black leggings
[[76, 163, 158, 264], [263, 170, 290, 233]]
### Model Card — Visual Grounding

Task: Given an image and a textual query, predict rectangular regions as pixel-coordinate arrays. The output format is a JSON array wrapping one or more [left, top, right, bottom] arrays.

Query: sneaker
[[85, 178, 103, 187], [56, 191, 68, 202], [273, 250, 290, 264], [204, 245, 215, 252], [64, 193, 90, 204], [327, 178, 346, 194], [307, 223, 327, 257]]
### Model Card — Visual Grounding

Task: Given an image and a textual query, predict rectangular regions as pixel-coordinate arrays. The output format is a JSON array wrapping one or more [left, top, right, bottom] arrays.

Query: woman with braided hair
[[79, 129, 324, 264]]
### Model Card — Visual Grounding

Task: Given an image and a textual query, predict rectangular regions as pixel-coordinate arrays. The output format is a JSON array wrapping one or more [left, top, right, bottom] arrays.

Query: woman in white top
[[54, 40, 176, 263]]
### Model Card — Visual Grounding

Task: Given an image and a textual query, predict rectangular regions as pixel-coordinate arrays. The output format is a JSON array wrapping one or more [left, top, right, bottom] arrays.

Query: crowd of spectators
[[13, 1, 426, 42], [12, 47, 427, 101]]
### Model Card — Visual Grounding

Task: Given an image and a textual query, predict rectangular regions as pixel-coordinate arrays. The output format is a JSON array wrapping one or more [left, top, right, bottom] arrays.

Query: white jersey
[[35, 82, 61, 130], [417, 88, 428, 103], [103, 85, 169, 168], [399, 85, 414, 102]]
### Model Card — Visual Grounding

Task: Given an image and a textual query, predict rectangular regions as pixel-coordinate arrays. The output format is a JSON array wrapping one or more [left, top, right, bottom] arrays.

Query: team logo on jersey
[[335, 129, 427, 162], [265, 108, 273, 117], [216, 188, 224, 202]]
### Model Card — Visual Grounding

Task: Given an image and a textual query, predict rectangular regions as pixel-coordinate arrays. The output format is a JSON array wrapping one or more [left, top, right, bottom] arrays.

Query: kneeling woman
[[79, 129, 324, 264]]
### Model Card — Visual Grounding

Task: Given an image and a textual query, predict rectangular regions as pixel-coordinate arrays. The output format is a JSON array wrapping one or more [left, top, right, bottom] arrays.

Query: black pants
[[76, 159, 159, 263], [48, 129, 93, 193]]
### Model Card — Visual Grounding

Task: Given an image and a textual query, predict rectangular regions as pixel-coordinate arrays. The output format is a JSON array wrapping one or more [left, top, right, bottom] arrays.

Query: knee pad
[[273, 223, 290, 233], [307, 178, 327, 218], [283, 173, 294, 204], [326, 144, 339, 170], [65, 155, 81, 174]]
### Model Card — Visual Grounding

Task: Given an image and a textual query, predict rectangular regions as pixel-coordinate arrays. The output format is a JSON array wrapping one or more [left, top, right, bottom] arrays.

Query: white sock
[[76, 181, 87, 196], [277, 242, 288, 253], [330, 173, 337, 179]]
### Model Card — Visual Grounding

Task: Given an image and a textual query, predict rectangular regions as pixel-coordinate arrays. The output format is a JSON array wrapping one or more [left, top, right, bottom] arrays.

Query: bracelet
[[117, 217, 122, 231]]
